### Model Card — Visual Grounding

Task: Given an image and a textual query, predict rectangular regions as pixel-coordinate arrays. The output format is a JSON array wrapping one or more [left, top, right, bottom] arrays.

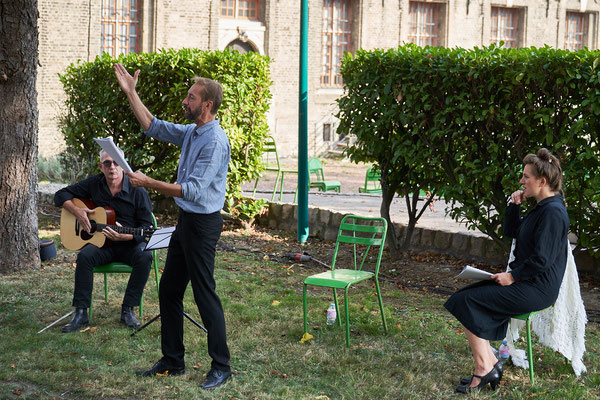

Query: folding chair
[[308, 157, 341, 193], [303, 215, 388, 346]]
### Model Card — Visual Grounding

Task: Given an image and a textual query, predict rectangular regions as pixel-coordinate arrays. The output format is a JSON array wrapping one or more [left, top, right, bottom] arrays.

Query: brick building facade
[[37, 0, 600, 157]]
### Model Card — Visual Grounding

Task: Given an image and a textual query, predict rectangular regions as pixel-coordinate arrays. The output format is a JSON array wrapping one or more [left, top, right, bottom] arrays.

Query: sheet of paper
[[455, 265, 493, 280], [93, 137, 133, 173], [144, 226, 176, 250]]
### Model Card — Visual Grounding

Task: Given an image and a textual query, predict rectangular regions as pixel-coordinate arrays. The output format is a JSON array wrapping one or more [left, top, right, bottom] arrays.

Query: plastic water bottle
[[499, 339, 510, 362], [326, 303, 337, 325]]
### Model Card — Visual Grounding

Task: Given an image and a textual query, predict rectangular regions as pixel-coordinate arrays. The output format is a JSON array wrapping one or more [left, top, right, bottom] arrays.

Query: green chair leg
[[375, 278, 387, 332], [344, 287, 351, 347], [526, 317, 535, 385], [104, 273, 109, 301], [271, 171, 281, 202], [333, 289, 341, 327], [303, 284, 308, 334]]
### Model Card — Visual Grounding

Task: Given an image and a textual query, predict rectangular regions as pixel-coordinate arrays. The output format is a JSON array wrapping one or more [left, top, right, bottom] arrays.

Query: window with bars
[[491, 6, 521, 48], [321, 0, 352, 87], [220, 0, 258, 20], [101, 0, 140, 57], [565, 12, 587, 51], [408, 2, 443, 47]]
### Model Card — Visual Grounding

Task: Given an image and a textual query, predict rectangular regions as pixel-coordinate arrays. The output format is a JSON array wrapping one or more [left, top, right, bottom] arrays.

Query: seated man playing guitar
[[54, 149, 153, 332]]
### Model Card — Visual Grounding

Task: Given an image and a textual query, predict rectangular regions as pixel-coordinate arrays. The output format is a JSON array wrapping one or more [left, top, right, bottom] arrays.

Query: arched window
[[226, 39, 257, 54]]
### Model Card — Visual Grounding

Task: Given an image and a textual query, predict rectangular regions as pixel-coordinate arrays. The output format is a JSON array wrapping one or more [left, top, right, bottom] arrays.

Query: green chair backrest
[[330, 215, 388, 276], [260, 136, 281, 170], [308, 157, 325, 182], [364, 166, 381, 189]]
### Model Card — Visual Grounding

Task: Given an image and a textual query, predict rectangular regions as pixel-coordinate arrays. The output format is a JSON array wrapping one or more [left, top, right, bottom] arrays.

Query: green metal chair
[[89, 213, 160, 319], [307, 157, 341, 193], [303, 215, 388, 346], [358, 166, 382, 194], [511, 307, 552, 385], [252, 135, 297, 201]]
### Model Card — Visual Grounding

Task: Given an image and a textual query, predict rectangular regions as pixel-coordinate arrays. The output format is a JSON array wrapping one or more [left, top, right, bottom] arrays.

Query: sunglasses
[[101, 160, 119, 167]]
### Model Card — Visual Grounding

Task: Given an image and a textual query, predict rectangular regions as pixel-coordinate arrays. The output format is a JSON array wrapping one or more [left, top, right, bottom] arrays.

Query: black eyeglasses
[[101, 160, 119, 167]]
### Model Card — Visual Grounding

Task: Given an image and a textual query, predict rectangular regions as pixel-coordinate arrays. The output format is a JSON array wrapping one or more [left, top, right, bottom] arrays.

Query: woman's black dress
[[444, 195, 569, 340]]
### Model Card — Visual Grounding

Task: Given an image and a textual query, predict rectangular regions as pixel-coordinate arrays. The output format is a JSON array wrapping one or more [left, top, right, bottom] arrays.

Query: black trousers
[[73, 241, 153, 309], [160, 210, 230, 372]]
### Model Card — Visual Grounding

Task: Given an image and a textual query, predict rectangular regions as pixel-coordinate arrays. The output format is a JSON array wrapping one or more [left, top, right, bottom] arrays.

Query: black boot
[[120, 305, 141, 328], [61, 308, 89, 333]]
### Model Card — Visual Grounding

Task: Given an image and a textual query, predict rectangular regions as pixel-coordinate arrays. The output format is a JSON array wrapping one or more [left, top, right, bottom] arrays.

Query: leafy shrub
[[58, 48, 272, 217], [338, 44, 600, 258], [38, 153, 92, 184]]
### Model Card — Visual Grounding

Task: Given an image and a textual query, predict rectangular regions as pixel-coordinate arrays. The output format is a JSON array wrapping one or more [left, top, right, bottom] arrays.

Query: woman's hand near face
[[510, 190, 525, 205], [491, 272, 515, 286]]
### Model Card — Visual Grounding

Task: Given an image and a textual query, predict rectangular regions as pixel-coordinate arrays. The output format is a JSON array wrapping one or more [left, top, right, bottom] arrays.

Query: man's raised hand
[[113, 63, 140, 95]]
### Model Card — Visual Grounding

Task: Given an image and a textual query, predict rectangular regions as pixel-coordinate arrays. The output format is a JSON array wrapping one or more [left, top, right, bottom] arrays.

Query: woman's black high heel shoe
[[459, 360, 504, 385], [456, 365, 501, 393]]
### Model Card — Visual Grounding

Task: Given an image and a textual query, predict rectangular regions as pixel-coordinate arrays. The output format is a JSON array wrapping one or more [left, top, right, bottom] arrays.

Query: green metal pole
[[297, 0, 309, 243]]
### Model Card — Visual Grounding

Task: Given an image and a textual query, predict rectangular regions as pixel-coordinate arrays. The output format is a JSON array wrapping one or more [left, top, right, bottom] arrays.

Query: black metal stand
[[131, 312, 207, 337]]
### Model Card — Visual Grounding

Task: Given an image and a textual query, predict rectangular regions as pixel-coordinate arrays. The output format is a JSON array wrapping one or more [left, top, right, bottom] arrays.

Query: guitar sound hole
[[80, 221, 98, 241]]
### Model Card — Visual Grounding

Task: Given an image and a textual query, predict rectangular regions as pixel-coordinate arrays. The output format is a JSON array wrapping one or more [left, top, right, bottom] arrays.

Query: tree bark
[[0, 0, 40, 273]]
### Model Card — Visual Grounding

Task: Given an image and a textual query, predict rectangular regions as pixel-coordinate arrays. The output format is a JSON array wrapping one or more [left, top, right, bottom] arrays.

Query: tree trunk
[[0, 0, 40, 273]]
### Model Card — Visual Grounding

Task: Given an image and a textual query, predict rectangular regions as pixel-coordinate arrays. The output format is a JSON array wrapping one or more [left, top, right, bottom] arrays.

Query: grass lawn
[[1, 213, 599, 399]]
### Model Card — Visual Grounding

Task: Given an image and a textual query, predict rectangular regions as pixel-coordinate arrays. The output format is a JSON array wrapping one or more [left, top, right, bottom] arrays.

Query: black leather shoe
[[120, 306, 141, 329], [135, 359, 185, 377], [459, 360, 503, 385], [200, 368, 231, 390], [456, 364, 501, 393], [61, 308, 89, 333]]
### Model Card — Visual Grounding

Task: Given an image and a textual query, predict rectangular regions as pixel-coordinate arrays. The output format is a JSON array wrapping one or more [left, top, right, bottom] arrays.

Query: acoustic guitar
[[60, 198, 155, 250]]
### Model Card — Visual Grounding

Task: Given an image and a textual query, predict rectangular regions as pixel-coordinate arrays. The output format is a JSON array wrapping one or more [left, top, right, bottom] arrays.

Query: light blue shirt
[[145, 118, 231, 214]]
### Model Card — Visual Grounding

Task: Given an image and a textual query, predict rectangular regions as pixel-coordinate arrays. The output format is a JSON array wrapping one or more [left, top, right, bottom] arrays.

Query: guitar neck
[[95, 224, 147, 237]]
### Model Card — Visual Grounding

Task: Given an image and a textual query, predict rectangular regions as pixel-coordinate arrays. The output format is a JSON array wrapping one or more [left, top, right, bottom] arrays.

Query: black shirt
[[503, 195, 569, 291], [54, 173, 153, 245]]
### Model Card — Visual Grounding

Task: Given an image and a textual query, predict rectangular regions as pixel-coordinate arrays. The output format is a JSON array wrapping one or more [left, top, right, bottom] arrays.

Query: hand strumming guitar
[[62, 199, 94, 233]]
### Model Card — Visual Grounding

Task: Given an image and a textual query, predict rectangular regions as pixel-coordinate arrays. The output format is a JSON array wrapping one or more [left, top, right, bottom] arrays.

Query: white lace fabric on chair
[[505, 240, 587, 376]]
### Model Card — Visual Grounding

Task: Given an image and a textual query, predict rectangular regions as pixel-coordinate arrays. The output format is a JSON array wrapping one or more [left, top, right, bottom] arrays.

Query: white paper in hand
[[455, 265, 493, 280], [93, 137, 133, 172]]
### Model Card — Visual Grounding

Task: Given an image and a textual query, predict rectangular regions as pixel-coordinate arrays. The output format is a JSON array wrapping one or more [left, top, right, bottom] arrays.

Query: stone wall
[[256, 201, 510, 265]]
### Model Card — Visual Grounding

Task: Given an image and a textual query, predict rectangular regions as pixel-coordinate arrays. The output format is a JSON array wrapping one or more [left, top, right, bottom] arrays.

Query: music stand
[[132, 227, 207, 336]]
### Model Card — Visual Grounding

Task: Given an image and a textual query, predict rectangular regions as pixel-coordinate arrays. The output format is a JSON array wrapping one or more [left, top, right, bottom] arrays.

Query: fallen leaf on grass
[[80, 327, 90, 333], [164, 385, 173, 389], [271, 300, 281, 306], [12, 389, 22, 396], [397, 323, 402, 330], [315, 395, 330, 399], [300, 332, 314, 343], [156, 371, 170, 377]]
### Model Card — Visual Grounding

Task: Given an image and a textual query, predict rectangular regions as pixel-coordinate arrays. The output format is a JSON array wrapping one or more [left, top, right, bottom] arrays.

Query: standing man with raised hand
[[113, 63, 232, 390]]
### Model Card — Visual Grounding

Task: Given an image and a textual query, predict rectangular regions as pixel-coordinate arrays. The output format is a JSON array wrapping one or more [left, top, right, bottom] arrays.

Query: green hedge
[[338, 44, 600, 257], [59, 48, 272, 214]]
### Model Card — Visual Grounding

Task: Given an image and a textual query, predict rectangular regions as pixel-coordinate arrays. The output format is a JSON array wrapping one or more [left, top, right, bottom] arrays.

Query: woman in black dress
[[444, 148, 569, 393]]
